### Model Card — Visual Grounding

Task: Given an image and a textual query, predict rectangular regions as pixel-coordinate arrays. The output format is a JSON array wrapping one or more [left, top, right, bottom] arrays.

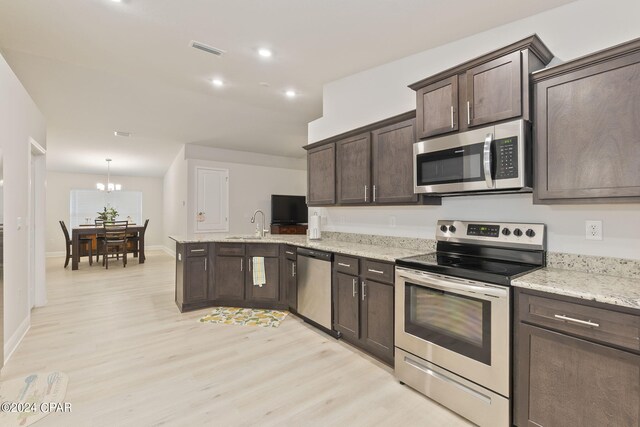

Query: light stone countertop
[[512, 268, 640, 310], [169, 234, 428, 263]]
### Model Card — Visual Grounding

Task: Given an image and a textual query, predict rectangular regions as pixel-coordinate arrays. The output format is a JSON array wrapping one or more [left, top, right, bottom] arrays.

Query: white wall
[[46, 171, 164, 254], [185, 151, 306, 237], [162, 145, 188, 252], [0, 53, 46, 362], [308, 0, 640, 260]]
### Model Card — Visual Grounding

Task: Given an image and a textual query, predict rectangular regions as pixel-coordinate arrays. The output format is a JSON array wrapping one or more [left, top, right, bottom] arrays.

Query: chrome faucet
[[250, 209, 268, 238]]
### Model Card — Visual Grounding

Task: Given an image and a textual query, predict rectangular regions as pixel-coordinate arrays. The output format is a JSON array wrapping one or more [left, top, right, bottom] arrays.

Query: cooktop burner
[[396, 220, 546, 286], [396, 252, 542, 286]]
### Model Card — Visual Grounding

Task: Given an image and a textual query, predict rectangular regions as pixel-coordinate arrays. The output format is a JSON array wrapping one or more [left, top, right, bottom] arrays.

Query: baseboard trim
[[5, 315, 30, 365], [161, 246, 176, 257], [46, 251, 65, 258]]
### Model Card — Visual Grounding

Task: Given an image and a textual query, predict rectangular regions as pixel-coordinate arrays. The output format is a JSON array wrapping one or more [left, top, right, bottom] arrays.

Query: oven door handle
[[483, 132, 494, 189], [396, 268, 508, 299]]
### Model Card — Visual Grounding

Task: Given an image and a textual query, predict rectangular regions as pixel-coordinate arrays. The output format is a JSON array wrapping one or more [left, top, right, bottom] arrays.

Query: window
[[70, 190, 143, 227]]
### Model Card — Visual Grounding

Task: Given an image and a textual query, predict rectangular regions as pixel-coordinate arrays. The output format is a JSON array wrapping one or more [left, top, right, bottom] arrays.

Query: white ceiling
[[0, 0, 576, 177]]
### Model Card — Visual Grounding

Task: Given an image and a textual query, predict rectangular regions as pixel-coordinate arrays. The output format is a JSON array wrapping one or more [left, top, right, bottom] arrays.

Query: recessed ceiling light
[[212, 79, 224, 87], [285, 90, 296, 98], [111, 0, 122, 3], [258, 48, 272, 58]]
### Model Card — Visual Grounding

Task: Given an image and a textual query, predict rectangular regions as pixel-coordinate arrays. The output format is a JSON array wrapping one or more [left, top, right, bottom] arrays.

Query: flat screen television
[[271, 195, 308, 225]]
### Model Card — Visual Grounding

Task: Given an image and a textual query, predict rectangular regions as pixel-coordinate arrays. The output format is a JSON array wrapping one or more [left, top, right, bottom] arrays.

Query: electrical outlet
[[585, 220, 603, 240]]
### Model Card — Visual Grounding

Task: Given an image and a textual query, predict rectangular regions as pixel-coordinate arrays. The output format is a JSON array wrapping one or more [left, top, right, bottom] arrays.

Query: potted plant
[[97, 206, 119, 222]]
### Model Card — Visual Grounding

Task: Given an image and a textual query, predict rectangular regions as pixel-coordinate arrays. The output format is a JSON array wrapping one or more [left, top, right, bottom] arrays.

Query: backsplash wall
[[312, 193, 640, 260]]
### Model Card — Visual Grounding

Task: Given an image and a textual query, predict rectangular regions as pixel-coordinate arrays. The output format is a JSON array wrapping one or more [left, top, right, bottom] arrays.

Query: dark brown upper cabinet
[[337, 133, 371, 204], [466, 51, 522, 127], [307, 143, 336, 206], [410, 35, 553, 139], [371, 118, 418, 204], [532, 37, 640, 204], [304, 112, 441, 207], [416, 76, 458, 138]]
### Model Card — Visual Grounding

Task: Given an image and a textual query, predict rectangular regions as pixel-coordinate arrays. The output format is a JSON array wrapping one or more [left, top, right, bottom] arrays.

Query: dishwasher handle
[[296, 247, 333, 262]]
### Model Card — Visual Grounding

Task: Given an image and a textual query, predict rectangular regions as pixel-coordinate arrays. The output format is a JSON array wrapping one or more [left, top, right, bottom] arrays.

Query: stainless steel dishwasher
[[296, 247, 333, 331]]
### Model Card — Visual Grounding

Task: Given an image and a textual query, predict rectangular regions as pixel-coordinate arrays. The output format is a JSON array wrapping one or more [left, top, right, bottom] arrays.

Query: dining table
[[71, 225, 146, 270]]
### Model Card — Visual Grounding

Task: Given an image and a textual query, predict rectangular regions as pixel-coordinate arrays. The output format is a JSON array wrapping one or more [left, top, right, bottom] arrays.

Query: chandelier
[[96, 158, 122, 192]]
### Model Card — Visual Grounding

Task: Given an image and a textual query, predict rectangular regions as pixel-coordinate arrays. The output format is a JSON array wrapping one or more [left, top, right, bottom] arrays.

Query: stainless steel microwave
[[414, 119, 531, 195]]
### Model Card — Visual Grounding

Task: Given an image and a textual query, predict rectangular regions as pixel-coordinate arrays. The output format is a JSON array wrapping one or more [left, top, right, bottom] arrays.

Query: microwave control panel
[[495, 137, 518, 180]]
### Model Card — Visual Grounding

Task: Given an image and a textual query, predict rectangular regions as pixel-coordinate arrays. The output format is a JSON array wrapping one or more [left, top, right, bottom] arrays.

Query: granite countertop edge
[[169, 234, 426, 262], [512, 267, 640, 311]]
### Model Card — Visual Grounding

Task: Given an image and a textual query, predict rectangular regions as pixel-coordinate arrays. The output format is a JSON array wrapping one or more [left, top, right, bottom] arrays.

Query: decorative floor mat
[[0, 371, 69, 426], [199, 307, 289, 328]]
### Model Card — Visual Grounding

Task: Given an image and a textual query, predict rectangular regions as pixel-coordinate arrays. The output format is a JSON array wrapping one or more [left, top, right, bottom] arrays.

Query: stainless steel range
[[394, 220, 546, 427]]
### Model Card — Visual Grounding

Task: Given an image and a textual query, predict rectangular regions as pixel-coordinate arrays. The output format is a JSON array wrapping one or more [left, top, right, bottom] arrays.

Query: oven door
[[395, 267, 510, 396]]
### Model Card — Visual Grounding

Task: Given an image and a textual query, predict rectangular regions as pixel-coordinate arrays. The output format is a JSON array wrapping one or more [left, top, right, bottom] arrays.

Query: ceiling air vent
[[190, 40, 226, 57], [114, 131, 131, 137]]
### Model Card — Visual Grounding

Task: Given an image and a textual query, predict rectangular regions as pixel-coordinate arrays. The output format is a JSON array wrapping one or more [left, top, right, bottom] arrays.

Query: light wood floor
[[3, 251, 472, 426]]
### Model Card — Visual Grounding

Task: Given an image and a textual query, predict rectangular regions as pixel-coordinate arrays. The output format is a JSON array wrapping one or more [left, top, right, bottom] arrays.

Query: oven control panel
[[436, 220, 545, 250]]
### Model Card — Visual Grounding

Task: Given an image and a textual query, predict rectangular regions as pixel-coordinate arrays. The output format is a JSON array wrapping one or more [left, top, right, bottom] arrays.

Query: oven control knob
[[440, 225, 448, 232], [448, 225, 456, 233], [526, 229, 536, 238], [513, 228, 523, 237], [501, 228, 511, 236]]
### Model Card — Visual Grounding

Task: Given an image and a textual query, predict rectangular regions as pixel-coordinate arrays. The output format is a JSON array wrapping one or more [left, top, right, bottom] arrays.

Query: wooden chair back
[[59, 220, 71, 246], [103, 221, 129, 242]]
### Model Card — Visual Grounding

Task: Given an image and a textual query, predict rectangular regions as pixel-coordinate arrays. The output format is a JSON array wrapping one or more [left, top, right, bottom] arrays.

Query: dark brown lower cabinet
[[245, 256, 279, 303], [214, 255, 245, 301], [515, 289, 640, 427], [333, 257, 394, 365], [333, 272, 359, 342], [360, 279, 394, 363], [175, 242, 213, 312]]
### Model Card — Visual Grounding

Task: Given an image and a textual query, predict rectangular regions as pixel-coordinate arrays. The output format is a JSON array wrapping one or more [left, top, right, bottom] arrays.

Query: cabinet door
[[466, 51, 522, 127], [307, 143, 336, 206], [333, 272, 359, 343], [245, 256, 280, 302], [286, 258, 297, 311], [360, 279, 394, 364], [185, 256, 208, 303], [534, 52, 640, 202], [371, 118, 418, 204], [416, 76, 458, 138], [336, 133, 371, 204], [213, 256, 245, 301], [515, 323, 640, 427]]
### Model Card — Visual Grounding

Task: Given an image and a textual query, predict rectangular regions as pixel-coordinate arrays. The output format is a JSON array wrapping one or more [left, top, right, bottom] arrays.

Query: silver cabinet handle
[[483, 133, 494, 189], [240, 258, 243, 272], [373, 184, 377, 202], [361, 281, 367, 301], [352, 278, 357, 297], [450, 106, 454, 128], [204, 258, 207, 271], [466, 101, 471, 125], [554, 314, 600, 328], [190, 248, 205, 253], [286, 251, 294, 255], [292, 262, 296, 277], [249, 257, 252, 272], [364, 185, 368, 202], [368, 268, 384, 274], [338, 262, 351, 268]]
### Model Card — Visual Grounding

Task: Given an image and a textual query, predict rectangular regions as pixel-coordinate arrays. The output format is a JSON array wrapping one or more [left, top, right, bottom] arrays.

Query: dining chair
[[59, 220, 93, 268], [94, 219, 106, 263], [127, 219, 149, 259], [101, 221, 129, 269]]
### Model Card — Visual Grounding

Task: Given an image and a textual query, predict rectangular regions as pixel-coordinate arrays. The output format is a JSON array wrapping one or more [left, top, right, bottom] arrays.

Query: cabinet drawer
[[519, 292, 640, 352], [362, 259, 394, 285], [246, 243, 279, 257], [282, 245, 297, 260], [186, 243, 209, 257], [334, 255, 359, 275], [216, 243, 245, 256]]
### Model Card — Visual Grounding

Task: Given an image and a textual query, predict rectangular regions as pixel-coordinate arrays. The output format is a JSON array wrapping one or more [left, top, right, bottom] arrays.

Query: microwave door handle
[[483, 133, 494, 188]]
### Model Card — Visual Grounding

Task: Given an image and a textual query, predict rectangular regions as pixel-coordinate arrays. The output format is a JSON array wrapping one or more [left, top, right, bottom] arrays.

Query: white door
[[195, 167, 229, 233]]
